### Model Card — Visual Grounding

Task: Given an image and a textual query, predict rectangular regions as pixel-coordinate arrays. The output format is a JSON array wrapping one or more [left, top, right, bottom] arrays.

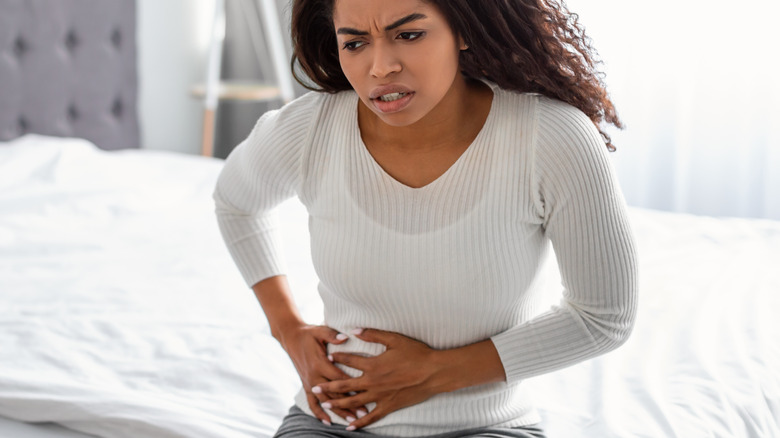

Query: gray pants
[[273, 406, 546, 438]]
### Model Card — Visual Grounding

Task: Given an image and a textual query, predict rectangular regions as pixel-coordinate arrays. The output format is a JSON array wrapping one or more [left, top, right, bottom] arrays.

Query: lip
[[369, 84, 415, 114], [372, 92, 415, 114], [369, 84, 413, 100], [369, 84, 414, 100]]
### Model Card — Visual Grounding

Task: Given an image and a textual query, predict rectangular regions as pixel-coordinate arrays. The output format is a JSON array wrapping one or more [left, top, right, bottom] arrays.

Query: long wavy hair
[[291, 0, 622, 150]]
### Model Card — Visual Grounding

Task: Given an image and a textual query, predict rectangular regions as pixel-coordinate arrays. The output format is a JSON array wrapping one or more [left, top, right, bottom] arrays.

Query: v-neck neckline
[[351, 84, 498, 191]]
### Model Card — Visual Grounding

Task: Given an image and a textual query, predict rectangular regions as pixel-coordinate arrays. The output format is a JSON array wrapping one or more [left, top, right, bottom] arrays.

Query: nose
[[369, 41, 402, 78]]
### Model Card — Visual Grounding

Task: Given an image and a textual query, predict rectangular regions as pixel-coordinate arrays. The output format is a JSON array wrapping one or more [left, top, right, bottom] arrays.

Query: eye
[[397, 31, 424, 41], [342, 40, 366, 51]]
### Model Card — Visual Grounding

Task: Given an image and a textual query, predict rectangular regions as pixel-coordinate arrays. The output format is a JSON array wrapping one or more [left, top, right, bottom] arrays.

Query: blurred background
[[137, 0, 780, 220]]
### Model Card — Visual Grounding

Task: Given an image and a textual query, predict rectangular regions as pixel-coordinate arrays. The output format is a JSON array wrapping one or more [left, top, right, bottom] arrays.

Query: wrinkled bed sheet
[[0, 135, 778, 437]]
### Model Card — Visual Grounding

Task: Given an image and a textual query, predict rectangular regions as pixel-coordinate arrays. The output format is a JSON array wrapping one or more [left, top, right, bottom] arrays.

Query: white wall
[[566, 0, 780, 219], [137, 0, 215, 154]]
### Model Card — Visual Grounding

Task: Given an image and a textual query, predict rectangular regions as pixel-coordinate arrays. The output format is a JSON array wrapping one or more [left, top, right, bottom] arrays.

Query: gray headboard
[[0, 0, 139, 150]]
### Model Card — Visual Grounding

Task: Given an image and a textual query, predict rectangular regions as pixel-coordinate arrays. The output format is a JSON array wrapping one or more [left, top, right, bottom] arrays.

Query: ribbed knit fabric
[[214, 84, 638, 436]]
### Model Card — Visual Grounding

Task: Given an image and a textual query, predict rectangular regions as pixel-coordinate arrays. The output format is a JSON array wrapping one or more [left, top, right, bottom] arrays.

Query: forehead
[[332, 0, 433, 28]]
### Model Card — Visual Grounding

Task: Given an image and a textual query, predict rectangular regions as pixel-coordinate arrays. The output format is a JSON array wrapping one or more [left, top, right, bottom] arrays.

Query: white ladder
[[199, 0, 296, 156]]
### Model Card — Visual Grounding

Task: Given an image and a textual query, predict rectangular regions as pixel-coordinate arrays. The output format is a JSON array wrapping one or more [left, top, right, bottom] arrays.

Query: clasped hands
[[281, 324, 450, 430]]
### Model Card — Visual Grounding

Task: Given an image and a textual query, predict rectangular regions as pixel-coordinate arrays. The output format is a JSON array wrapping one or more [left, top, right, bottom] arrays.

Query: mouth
[[369, 85, 416, 114], [370, 91, 415, 114], [376, 92, 410, 102]]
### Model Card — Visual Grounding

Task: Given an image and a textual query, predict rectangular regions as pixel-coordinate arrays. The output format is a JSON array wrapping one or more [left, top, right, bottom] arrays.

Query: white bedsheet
[[0, 135, 778, 437], [528, 207, 780, 437], [0, 136, 320, 437]]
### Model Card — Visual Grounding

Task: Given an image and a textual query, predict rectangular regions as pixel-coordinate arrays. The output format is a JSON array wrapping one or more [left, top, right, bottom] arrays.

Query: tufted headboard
[[0, 0, 139, 150]]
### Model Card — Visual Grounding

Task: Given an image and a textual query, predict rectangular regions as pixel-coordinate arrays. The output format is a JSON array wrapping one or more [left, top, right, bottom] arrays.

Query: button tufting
[[13, 37, 27, 57], [65, 30, 79, 51], [18, 116, 28, 134], [111, 28, 122, 49], [67, 105, 79, 121], [111, 99, 123, 118]]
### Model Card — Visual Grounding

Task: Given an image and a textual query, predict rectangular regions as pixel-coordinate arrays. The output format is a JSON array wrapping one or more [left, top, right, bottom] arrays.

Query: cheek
[[338, 54, 363, 87], [417, 46, 460, 84], [414, 36, 460, 70]]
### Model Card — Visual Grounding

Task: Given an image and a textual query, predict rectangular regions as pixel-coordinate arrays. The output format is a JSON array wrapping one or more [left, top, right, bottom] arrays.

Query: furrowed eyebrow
[[385, 13, 427, 31], [336, 13, 428, 36]]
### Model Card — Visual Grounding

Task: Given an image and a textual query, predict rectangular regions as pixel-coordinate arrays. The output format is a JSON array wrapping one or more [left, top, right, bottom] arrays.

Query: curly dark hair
[[291, 0, 622, 150]]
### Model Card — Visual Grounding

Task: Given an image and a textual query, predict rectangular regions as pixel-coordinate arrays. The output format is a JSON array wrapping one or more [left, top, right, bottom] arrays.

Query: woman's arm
[[213, 92, 366, 422], [489, 98, 637, 384], [213, 92, 321, 289], [251, 276, 360, 425]]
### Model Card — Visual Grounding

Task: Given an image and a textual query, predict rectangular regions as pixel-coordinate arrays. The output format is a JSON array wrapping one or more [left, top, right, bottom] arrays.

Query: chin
[[370, 107, 428, 128], [376, 115, 420, 127]]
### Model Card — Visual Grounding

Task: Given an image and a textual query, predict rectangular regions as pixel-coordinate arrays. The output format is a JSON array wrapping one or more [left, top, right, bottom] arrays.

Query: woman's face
[[332, 0, 465, 128]]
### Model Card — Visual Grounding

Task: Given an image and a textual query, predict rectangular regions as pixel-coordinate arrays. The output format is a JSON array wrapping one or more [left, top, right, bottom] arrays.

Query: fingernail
[[350, 328, 363, 335], [346, 425, 357, 431], [322, 419, 331, 426], [321, 401, 332, 409], [311, 386, 322, 394], [328, 354, 334, 362], [336, 333, 349, 341], [346, 415, 356, 423], [357, 409, 367, 418]]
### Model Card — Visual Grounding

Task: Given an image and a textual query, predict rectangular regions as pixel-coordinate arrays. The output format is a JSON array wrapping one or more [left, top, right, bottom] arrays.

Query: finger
[[321, 359, 353, 382], [306, 391, 332, 426], [321, 391, 374, 411], [329, 352, 370, 371], [345, 404, 388, 431], [312, 386, 366, 423], [311, 382, 361, 423], [314, 326, 349, 345], [353, 328, 404, 346], [316, 376, 366, 395], [310, 380, 348, 403]]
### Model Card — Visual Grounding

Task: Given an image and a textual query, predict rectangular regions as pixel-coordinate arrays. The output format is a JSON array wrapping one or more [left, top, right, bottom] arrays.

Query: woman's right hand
[[249, 276, 365, 424], [278, 324, 364, 425]]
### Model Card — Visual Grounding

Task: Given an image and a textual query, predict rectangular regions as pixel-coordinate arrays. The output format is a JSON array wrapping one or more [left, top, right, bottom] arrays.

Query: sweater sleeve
[[490, 97, 638, 384], [213, 91, 321, 287]]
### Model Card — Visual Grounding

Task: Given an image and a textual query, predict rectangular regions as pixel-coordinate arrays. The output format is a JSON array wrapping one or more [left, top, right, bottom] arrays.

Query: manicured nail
[[336, 333, 349, 341], [350, 328, 364, 335], [328, 354, 334, 362], [321, 401, 332, 409], [322, 419, 331, 426], [312, 386, 322, 394], [346, 425, 356, 431], [356, 409, 367, 418], [346, 415, 356, 423]]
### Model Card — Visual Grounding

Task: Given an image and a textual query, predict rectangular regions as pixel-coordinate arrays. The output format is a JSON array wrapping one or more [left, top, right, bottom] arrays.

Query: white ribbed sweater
[[214, 84, 637, 436]]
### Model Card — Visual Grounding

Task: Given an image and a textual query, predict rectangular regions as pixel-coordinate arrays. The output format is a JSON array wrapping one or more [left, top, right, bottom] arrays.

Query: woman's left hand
[[312, 328, 452, 430]]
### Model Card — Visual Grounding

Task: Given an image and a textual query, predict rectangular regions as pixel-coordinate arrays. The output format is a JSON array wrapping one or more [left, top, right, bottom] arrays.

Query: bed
[[1, 1, 779, 437]]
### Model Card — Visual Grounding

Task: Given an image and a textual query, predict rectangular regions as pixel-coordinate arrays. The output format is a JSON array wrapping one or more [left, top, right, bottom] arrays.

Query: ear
[[457, 35, 469, 51]]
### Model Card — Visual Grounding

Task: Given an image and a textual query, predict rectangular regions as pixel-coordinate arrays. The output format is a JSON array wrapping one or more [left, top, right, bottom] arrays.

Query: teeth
[[379, 92, 406, 102]]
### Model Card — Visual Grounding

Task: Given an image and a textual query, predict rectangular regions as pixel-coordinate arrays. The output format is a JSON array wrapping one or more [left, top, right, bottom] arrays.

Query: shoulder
[[485, 86, 606, 158], [238, 90, 356, 155], [527, 95, 618, 210], [532, 95, 605, 156], [489, 85, 601, 146], [278, 89, 354, 118], [486, 84, 538, 117], [248, 90, 356, 140], [249, 91, 323, 135]]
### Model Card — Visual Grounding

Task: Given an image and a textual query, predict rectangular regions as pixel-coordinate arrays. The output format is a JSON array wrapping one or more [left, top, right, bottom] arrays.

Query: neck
[[358, 76, 491, 151]]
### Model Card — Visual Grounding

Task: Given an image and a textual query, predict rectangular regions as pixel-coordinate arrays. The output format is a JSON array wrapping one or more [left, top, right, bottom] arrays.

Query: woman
[[214, 0, 637, 436]]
